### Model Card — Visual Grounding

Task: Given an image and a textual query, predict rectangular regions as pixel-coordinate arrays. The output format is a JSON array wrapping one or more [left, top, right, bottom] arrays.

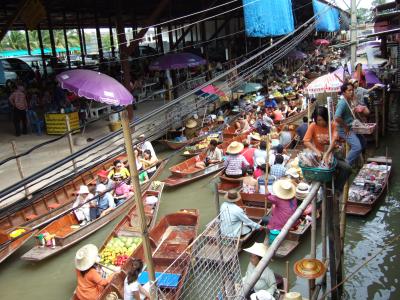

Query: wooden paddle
[[152, 226, 174, 255]]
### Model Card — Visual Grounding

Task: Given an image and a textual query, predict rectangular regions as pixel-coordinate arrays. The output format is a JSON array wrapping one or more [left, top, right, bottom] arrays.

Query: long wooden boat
[[163, 133, 249, 188], [217, 174, 243, 194], [346, 156, 391, 216], [278, 101, 317, 126], [20, 165, 166, 262], [96, 209, 200, 300], [0, 159, 167, 233], [0, 227, 37, 264]]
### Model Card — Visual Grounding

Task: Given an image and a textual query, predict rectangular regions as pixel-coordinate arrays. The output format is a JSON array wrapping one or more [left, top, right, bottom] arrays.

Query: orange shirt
[[303, 122, 337, 152], [75, 268, 112, 300]]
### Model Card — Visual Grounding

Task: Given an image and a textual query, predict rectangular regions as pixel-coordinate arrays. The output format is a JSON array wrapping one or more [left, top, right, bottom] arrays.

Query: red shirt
[[273, 110, 283, 122], [241, 147, 255, 167]]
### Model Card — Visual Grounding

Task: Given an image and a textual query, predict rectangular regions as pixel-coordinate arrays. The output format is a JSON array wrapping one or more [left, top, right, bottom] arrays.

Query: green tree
[[357, 8, 372, 22], [0, 31, 26, 50]]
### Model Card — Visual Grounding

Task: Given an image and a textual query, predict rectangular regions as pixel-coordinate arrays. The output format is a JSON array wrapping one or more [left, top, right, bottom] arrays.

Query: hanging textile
[[243, 0, 294, 37], [312, 0, 340, 32]]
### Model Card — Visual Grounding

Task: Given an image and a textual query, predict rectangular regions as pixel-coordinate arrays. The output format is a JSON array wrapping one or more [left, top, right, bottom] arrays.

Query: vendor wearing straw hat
[[224, 141, 250, 178], [75, 244, 113, 300], [184, 119, 198, 140], [243, 242, 277, 299], [220, 191, 263, 237]]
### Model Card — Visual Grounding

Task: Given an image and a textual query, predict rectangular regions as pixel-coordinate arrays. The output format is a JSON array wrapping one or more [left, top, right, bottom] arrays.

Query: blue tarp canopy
[[313, 0, 340, 32], [0, 47, 81, 57], [243, 0, 294, 37]]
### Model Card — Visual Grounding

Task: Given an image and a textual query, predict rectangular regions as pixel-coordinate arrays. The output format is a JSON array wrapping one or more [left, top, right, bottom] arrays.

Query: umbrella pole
[[121, 110, 156, 290]]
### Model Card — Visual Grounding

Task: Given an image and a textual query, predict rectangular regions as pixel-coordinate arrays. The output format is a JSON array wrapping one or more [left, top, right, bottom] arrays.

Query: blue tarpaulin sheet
[[313, 0, 340, 32], [138, 272, 181, 288], [243, 0, 294, 37]]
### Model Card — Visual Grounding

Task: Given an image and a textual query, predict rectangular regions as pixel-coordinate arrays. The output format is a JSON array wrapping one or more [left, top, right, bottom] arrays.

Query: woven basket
[[352, 123, 376, 135], [299, 158, 337, 183]]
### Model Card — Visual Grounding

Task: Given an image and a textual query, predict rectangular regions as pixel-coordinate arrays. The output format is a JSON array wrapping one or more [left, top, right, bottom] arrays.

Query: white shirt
[[140, 141, 157, 160], [124, 278, 145, 300]]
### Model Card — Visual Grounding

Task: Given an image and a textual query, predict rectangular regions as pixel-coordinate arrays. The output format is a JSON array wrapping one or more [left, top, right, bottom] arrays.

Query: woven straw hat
[[226, 141, 244, 154], [185, 119, 197, 128], [249, 132, 261, 141], [244, 242, 268, 258], [224, 190, 241, 202], [75, 244, 99, 271], [285, 167, 299, 179], [294, 258, 326, 279], [284, 292, 308, 300], [272, 179, 296, 200]]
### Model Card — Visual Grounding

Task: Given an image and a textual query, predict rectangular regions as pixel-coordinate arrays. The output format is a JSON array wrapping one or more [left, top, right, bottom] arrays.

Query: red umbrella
[[201, 85, 226, 97], [314, 39, 330, 46]]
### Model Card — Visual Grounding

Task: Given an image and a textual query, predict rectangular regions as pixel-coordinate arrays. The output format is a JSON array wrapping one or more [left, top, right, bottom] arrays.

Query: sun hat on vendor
[[227, 141, 244, 154], [75, 244, 100, 271], [250, 290, 274, 300], [77, 185, 90, 195], [272, 179, 296, 200], [185, 119, 198, 129], [283, 292, 308, 300], [249, 132, 261, 141], [244, 242, 268, 258], [286, 167, 300, 179], [224, 190, 241, 202]]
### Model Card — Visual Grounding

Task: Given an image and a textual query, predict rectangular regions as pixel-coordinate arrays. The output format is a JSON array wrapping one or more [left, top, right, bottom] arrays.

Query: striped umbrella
[[305, 72, 343, 94]]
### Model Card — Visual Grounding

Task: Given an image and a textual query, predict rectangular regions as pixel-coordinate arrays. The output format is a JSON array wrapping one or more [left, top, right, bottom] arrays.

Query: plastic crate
[[299, 158, 337, 183]]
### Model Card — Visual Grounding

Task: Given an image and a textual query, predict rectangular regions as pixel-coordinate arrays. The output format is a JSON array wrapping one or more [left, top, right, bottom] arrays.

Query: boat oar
[[97, 262, 120, 273], [152, 226, 174, 255]]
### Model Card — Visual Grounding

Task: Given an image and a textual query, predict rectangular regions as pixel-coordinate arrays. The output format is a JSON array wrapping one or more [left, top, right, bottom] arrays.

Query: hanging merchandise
[[243, 0, 294, 37], [312, 0, 340, 32]]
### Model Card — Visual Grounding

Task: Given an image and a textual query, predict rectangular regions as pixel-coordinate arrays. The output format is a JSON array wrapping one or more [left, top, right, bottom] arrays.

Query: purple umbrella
[[56, 69, 134, 106], [333, 66, 382, 88], [287, 50, 307, 60], [149, 52, 207, 71]]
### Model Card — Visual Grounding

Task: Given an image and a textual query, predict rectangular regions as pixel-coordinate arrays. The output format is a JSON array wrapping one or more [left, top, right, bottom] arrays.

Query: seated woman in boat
[[220, 191, 263, 237], [108, 159, 130, 180], [279, 125, 292, 148], [139, 149, 158, 178], [234, 115, 250, 134], [112, 174, 134, 206], [303, 106, 351, 191], [268, 144, 289, 166], [73, 185, 94, 226], [242, 167, 258, 194], [270, 155, 287, 179], [243, 242, 277, 299], [75, 244, 114, 300], [138, 170, 150, 185], [253, 141, 268, 169], [264, 95, 278, 115], [195, 139, 223, 169], [95, 184, 116, 218], [271, 108, 284, 123], [124, 259, 150, 300], [224, 141, 249, 178], [287, 100, 300, 117], [184, 119, 198, 140], [96, 170, 114, 190], [265, 179, 298, 232]]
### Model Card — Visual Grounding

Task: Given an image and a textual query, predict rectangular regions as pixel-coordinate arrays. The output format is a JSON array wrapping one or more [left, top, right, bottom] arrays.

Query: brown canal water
[[1, 136, 399, 299]]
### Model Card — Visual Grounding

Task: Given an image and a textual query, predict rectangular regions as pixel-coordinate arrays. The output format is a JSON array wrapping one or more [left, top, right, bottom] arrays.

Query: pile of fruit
[[185, 134, 220, 153], [9, 228, 26, 238], [100, 236, 142, 266]]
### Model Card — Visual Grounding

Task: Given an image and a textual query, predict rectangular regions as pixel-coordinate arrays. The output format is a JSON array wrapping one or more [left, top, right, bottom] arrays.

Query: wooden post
[[65, 115, 78, 172], [25, 27, 31, 55], [121, 110, 156, 288], [309, 193, 317, 298], [37, 26, 47, 77], [327, 188, 339, 300], [109, 18, 115, 59], [157, 26, 164, 54], [95, 11, 104, 65], [77, 11, 86, 65], [321, 183, 327, 287], [11, 141, 30, 198], [62, 11, 71, 69]]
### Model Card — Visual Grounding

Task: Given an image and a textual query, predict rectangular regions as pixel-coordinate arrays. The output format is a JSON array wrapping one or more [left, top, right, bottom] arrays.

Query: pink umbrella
[[305, 72, 343, 94], [314, 39, 330, 46], [201, 85, 226, 97]]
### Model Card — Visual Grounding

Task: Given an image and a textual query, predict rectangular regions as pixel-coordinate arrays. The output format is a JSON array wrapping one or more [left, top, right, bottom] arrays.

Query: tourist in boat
[[124, 259, 150, 300], [75, 244, 114, 300], [270, 155, 287, 179], [108, 159, 130, 180], [137, 133, 157, 160], [242, 167, 258, 194], [243, 242, 277, 299], [295, 116, 309, 141], [195, 139, 223, 169], [241, 141, 256, 167], [253, 140, 268, 169], [224, 141, 250, 178], [269, 144, 290, 166], [279, 125, 292, 148], [279, 101, 288, 117], [95, 184, 116, 218], [112, 174, 134, 206], [235, 115, 250, 134], [335, 82, 364, 166], [265, 95, 278, 115], [271, 108, 284, 122], [184, 119, 198, 140], [138, 169, 150, 185], [139, 149, 158, 177], [96, 170, 114, 190], [220, 191, 263, 237], [73, 185, 94, 226], [266, 179, 298, 231], [287, 100, 299, 117]]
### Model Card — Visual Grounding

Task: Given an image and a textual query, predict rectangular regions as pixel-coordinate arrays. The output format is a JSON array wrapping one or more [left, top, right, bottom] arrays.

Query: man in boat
[[195, 139, 223, 169], [235, 115, 251, 134], [243, 242, 277, 300], [137, 133, 157, 160], [295, 116, 309, 142], [96, 170, 114, 191], [95, 184, 116, 218], [184, 119, 198, 140], [219, 191, 263, 237], [73, 185, 94, 226]]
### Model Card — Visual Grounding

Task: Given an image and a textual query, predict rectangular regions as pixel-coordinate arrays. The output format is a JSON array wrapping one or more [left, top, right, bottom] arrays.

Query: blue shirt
[[220, 202, 261, 237], [264, 99, 277, 108], [296, 123, 308, 140], [97, 192, 115, 210], [335, 97, 354, 128], [270, 164, 287, 179]]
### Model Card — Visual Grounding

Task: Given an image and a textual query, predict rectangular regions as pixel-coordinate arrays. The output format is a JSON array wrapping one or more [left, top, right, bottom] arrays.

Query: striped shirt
[[224, 154, 249, 176], [9, 90, 28, 110], [270, 164, 287, 179]]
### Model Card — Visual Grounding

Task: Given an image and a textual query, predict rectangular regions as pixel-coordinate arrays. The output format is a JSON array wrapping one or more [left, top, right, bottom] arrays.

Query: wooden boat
[[217, 174, 243, 194], [0, 153, 128, 231], [164, 133, 249, 188], [278, 101, 317, 126], [346, 156, 391, 216], [181, 133, 221, 158], [20, 166, 166, 262], [0, 227, 37, 264], [96, 209, 199, 300], [0, 159, 167, 233]]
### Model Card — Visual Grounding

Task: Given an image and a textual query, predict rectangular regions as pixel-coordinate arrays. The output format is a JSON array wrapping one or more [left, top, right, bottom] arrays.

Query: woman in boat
[[139, 149, 158, 177], [108, 159, 130, 180], [138, 169, 149, 185], [287, 100, 299, 117], [253, 140, 268, 169], [241, 140, 256, 167], [75, 244, 114, 300], [235, 115, 250, 134], [242, 167, 258, 194], [112, 174, 134, 206], [124, 259, 150, 300], [195, 139, 223, 169], [243, 242, 277, 299], [73, 185, 94, 226], [224, 141, 250, 178], [184, 119, 198, 140]]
